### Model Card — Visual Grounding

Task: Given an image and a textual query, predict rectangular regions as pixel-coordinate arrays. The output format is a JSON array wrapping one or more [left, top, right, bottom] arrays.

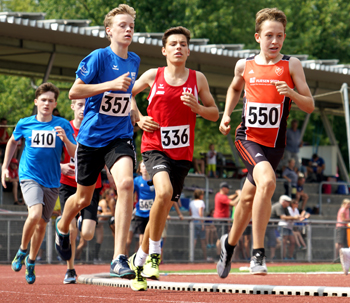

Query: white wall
[[299, 145, 337, 176]]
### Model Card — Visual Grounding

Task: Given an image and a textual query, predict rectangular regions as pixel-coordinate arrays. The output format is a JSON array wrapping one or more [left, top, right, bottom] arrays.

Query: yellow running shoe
[[141, 253, 161, 280], [128, 253, 147, 291]]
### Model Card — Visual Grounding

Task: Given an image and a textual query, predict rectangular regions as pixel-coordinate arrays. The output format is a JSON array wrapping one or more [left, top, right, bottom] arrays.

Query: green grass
[[161, 264, 343, 274]]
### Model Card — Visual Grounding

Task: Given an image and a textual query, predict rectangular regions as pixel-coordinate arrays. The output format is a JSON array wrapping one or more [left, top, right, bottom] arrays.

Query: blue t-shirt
[[76, 46, 140, 148], [311, 157, 325, 172], [134, 176, 155, 218], [13, 115, 75, 188]]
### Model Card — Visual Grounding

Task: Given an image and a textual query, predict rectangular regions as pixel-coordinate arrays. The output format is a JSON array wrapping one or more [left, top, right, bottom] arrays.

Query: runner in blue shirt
[[55, 4, 140, 280], [1, 82, 76, 284]]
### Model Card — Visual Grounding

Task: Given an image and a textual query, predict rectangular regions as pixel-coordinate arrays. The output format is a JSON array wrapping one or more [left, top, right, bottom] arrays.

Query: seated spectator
[[0, 117, 10, 162], [282, 158, 298, 198], [206, 143, 217, 178], [335, 199, 350, 260], [296, 175, 309, 211], [3, 158, 23, 205], [288, 200, 310, 250], [192, 157, 205, 174], [306, 153, 325, 182]]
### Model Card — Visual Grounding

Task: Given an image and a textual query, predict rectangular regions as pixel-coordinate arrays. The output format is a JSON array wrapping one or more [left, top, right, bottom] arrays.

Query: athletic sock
[[27, 258, 35, 264], [149, 239, 162, 255], [135, 247, 148, 267], [252, 248, 265, 257], [94, 243, 101, 259], [19, 247, 27, 254], [224, 237, 236, 255]]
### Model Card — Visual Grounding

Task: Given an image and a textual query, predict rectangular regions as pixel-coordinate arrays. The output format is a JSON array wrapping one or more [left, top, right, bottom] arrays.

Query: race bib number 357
[[161, 125, 190, 149], [31, 130, 56, 148], [245, 102, 281, 128], [99, 92, 131, 117]]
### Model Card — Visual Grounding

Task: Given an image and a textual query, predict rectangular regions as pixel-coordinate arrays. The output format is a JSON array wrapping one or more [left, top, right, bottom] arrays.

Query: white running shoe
[[250, 252, 267, 275], [340, 248, 350, 275], [216, 234, 234, 278]]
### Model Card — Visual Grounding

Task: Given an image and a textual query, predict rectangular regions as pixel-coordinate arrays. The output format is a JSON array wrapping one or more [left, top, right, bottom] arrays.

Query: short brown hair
[[162, 26, 191, 47], [194, 189, 204, 199], [35, 82, 59, 101], [255, 8, 287, 34], [104, 4, 136, 41]]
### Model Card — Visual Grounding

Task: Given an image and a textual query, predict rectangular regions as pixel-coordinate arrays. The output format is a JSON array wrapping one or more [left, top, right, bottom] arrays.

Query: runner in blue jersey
[[1, 83, 76, 284], [55, 4, 140, 280]]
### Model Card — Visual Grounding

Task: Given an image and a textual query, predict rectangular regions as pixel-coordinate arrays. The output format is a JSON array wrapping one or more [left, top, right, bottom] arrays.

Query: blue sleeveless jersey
[[75, 46, 140, 147], [13, 115, 75, 188], [134, 176, 155, 218]]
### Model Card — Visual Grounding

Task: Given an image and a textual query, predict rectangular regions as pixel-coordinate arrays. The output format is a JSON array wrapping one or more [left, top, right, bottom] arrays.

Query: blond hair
[[342, 199, 350, 207], [104, 4, 136, 41], [255, 8, 287, 34]]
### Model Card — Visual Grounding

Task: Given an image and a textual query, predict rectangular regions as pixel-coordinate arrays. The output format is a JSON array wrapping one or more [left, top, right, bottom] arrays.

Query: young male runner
[[217, 7, 314, 277], [129, 26, 219, 291], [55, 4, 140, 279], [1, 82, 76, 284], [59, 98, 102, 284]]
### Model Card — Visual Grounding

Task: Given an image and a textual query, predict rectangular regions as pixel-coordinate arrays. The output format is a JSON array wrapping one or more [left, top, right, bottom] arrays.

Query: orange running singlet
[[235, 55, 294, 148]]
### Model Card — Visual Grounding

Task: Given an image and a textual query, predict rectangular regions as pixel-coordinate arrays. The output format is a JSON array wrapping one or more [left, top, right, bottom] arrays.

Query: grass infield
[[161, 264, 343, 274]]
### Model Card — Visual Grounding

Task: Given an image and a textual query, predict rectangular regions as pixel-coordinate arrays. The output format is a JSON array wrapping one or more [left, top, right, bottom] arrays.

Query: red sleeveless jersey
[[60, 120, 102, 188], [236, 55, 294, 148], [141, 67, 198, 161]]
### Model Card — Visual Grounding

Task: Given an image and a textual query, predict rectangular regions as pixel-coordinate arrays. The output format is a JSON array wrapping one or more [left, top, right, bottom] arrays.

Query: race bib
[[99, 93, 131, 117], [139, 199, 154, 211], [245, 102, 281, 128], [161, 125, 190, 149], [31, 130, 56, 148]]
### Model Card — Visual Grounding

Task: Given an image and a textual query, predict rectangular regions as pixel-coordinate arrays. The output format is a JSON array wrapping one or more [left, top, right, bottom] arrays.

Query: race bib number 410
[[161, 125, 190, 149], [245, 102, 281, 128], [99, 92, 131, 117], [31, 130, 56, 148]]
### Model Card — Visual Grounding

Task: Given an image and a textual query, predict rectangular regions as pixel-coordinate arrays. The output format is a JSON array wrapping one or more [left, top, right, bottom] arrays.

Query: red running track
[[1, 262, 349, 303]]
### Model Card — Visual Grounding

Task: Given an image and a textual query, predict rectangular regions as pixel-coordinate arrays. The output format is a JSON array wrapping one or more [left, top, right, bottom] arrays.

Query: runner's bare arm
[[219, 59, 246, 136]]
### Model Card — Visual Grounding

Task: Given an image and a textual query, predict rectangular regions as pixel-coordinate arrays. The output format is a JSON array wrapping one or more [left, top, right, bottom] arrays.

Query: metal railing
[[0, 212, 348, 264]]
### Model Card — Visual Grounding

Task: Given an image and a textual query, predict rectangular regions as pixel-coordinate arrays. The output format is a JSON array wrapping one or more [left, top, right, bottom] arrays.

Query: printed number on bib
[[161, 125, 190, 149], [99, 93, 131, 116], [31, 130, 56, 148], [139, 199, 154, 211], [245, 103, 281, 128]]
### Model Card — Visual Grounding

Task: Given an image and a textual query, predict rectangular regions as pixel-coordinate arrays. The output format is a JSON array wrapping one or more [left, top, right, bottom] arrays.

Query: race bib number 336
[[99, 92, 131, 117], [31, 130, 56, 148], [161, 125, 190, 149], [245, 102, 281, 128]]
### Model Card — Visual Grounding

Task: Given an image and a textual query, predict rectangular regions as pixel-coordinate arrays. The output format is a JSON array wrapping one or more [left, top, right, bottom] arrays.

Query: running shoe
[[11, 248, 27, 272], [216, 234, 234, 278], [63, 269, 77, 284], [340, 248, 350, 275], [110, 255, 135, 279], [55, 216, 72, 261], [25, 256, 36, 284], [128, 253, 147, 291], [250, 252, 267, 275], [141, 253, 161, 280]]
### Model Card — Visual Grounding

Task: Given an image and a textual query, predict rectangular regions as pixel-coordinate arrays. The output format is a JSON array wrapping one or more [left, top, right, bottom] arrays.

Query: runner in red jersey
[[128, 26, 219, 291], [58, 98, 103, 284], [217, 8, 314, 278]]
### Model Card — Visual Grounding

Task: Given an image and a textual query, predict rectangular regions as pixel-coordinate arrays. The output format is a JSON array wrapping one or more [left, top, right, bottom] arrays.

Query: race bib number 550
[[31, 130, 56, 148], [245, 102, 281, 128], [161, 125, 190, 149], [99, 92, 131, 117]]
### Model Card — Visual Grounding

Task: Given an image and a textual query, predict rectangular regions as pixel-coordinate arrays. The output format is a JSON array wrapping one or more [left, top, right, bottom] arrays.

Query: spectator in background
[[306, 153, 325, 182], [3, 158, 22, 205], [282, 158, 298, 198], [206, 143, 217, 178], [205, 209, 217, 249], [335, 199, 350, 260], [0, 117, 10, 162], [296, 175, 309, 211], [288, 200, 309, 250], [53, 108, 61, 117], [192, 157, 205, 174], [189, 189, 210, 261], [284, 119, 303, 170], [214, 182, 241, 253]]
